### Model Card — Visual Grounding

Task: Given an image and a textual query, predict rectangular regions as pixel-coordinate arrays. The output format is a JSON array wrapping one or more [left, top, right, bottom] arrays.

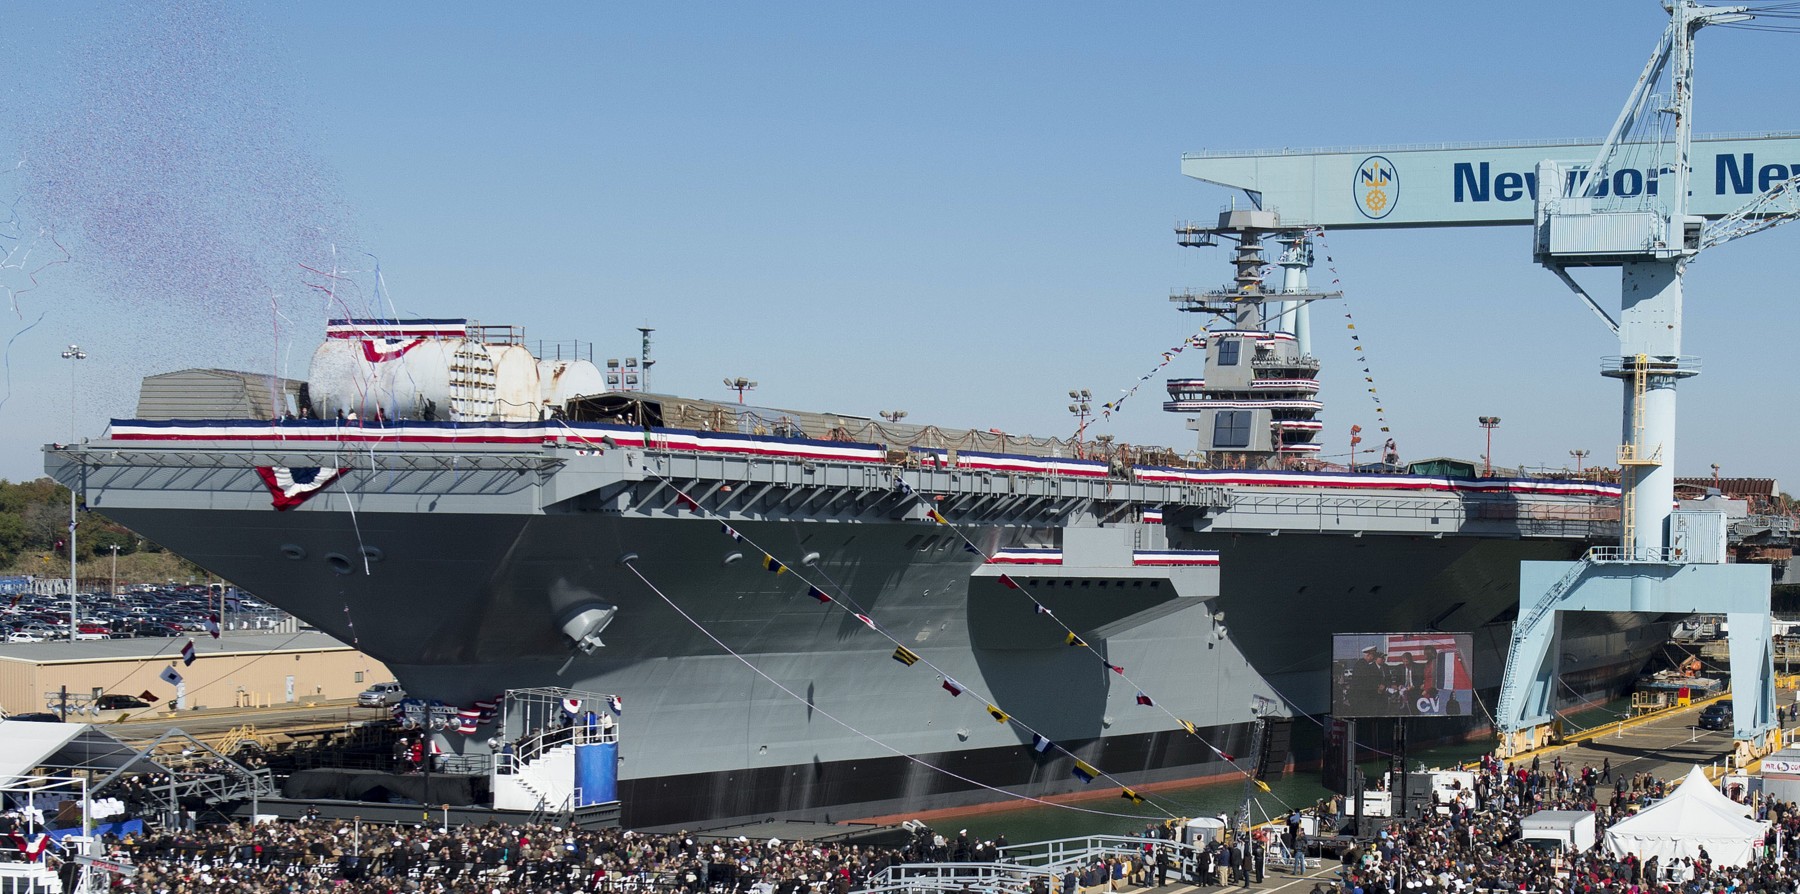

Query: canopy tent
[[1604, 767, 1768, 866], [0, 720, 170, 782]]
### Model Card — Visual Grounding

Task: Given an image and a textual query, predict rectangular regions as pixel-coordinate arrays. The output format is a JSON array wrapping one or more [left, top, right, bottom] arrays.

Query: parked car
[[357, 682, 405, 707], [1698, 702, 1733, 731], [6, 632, 43, 643], [94, 694, 151, 710], [4, 712, 63, 722]]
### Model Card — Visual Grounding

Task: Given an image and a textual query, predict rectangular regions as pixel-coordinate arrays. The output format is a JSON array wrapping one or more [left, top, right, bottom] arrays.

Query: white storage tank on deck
[[308, 319, 502, 421], [485, 344, 544, 421], [538, 359, 607, 412]]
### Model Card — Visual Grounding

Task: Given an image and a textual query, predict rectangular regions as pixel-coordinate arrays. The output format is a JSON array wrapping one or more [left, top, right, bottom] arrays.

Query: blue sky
[[0, 2, 1795, 489]]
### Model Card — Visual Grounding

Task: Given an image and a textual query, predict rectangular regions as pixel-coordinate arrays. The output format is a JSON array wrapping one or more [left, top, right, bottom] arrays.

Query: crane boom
[[1180, 133, 1800, 229]]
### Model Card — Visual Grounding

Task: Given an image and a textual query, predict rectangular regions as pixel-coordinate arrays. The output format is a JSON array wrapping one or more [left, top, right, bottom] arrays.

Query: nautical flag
[[676, 492, 700, 511], [1106, 662, 1124, 675], [987, 704, 1008, 723], [808, 586, 832, 604], [138, 690, 160, 704], [254, 466, 351, 511], [204, 614, 221, 638], [893, 645, 920, 667], [1034, 604, 1054, 617], [1121, 788, 1145, 805], [941, 677, 964, 697], [1255, 779, 1271, 793], [1031, 734, 1052, 753], [998, 574, 1021, 591], [562, 697, 582, 715], [893, 476, 913, 495], [855, 614, 875, 630], [1066, 633, 1086, 647], [159, 666, 183, 688], [926, 508, 947, 525], [962, 542, 981, 555], [607, 694, 623, 716], [1210, 744, 1235, 761], [1136, 692, 1153, 706], [721, 523, 743, 541], [180, 640, 197, 666], [1071, 760, 1097, 783], [760, 554, 786, 575], [1179, 719, 1197, 736]]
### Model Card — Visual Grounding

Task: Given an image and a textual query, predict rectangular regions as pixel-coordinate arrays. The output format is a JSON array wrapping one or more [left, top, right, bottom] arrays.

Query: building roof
[[0, 631, 353, 665]]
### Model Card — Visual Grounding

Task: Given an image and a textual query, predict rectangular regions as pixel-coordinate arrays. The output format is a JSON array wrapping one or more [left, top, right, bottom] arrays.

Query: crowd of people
[[1332, 752, 1800, 894], [10, 746, 1800, 894], [4, 815, 1025, 894]]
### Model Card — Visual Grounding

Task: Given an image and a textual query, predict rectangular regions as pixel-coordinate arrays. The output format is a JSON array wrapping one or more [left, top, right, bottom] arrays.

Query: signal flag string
[[1309, 227, 1398, 457], [637, 465, 1182, 818], [616, 557, 1171, 820], [1090, 330, 1208, 430], [610, 445, 1293, 813]]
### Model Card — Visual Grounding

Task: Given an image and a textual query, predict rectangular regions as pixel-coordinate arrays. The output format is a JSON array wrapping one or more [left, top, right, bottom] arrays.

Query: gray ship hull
[[90, 501, 1656, 826], [57, 423, 1652, 827]]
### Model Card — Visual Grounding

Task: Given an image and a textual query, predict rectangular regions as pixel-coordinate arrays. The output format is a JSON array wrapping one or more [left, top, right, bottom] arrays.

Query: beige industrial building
[[0, 632, 393, 717]]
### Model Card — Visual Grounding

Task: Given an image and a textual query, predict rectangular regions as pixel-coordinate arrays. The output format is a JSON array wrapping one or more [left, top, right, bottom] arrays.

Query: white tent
[[1603, 767, 1768, 866]]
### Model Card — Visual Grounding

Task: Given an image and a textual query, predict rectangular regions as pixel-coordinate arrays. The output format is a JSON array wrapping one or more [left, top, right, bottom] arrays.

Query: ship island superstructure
[[47, 241, 1644, 828]]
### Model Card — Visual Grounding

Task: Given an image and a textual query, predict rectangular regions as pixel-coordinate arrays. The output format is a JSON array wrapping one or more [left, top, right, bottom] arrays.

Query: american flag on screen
[[1383, 633, 1471, 690]]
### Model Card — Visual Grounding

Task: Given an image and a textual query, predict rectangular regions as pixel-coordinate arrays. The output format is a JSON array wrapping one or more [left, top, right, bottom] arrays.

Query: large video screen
[[1331, 632, 1474, 718]]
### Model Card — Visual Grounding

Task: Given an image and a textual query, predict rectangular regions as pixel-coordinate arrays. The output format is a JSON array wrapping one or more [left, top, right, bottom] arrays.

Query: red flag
[[676, 492, 700, 511], [998, 574, 1021, 591]]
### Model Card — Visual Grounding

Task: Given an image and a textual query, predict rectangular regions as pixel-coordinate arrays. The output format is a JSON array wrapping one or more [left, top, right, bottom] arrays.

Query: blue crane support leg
[[1498, 559, 1773, 741]]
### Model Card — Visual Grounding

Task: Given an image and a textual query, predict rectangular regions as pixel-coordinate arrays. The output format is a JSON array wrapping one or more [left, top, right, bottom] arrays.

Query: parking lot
[[1, 583, 294, 642]]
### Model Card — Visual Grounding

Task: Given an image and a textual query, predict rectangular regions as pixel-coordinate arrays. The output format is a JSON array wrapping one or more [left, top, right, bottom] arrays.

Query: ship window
[[1212, 411, 1252, 449], [1215, 339, 1241, 366]]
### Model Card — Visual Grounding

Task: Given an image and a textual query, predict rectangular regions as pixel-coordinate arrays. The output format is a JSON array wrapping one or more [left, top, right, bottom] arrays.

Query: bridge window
[[1212, 411, 1252, 449], [1216, 340, 1241, 366]]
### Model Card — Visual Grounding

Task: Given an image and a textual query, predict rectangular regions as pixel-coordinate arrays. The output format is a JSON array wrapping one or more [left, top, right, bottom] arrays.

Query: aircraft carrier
[[44, 221, 1652, 828]]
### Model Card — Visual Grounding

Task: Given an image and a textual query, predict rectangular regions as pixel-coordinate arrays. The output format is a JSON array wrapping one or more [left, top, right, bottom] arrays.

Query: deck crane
[[1182, 0, 1792, 763]]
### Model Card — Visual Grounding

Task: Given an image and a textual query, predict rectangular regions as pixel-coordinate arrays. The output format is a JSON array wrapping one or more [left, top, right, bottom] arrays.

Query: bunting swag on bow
[[1095, 332, 1207, 426], [254, 466, 350, 511]]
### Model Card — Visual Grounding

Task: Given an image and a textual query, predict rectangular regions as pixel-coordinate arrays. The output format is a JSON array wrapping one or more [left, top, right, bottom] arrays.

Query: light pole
[[1068, 389, 1092, 457], [723, 377, 757, 405], [62, 344, 86, 642], [1477, 416, 1501, 477], [109, 544, 119, 597], [1570, 449, 1589, 475]]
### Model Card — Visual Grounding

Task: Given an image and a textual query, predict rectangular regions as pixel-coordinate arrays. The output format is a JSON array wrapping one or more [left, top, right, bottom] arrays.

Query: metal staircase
[[1494, 550, 1595, 728], [1614, 354, 1664, 559]]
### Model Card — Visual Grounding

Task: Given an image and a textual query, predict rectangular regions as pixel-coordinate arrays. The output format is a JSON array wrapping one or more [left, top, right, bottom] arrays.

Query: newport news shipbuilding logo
[[1355, 155, 1398, 220]]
